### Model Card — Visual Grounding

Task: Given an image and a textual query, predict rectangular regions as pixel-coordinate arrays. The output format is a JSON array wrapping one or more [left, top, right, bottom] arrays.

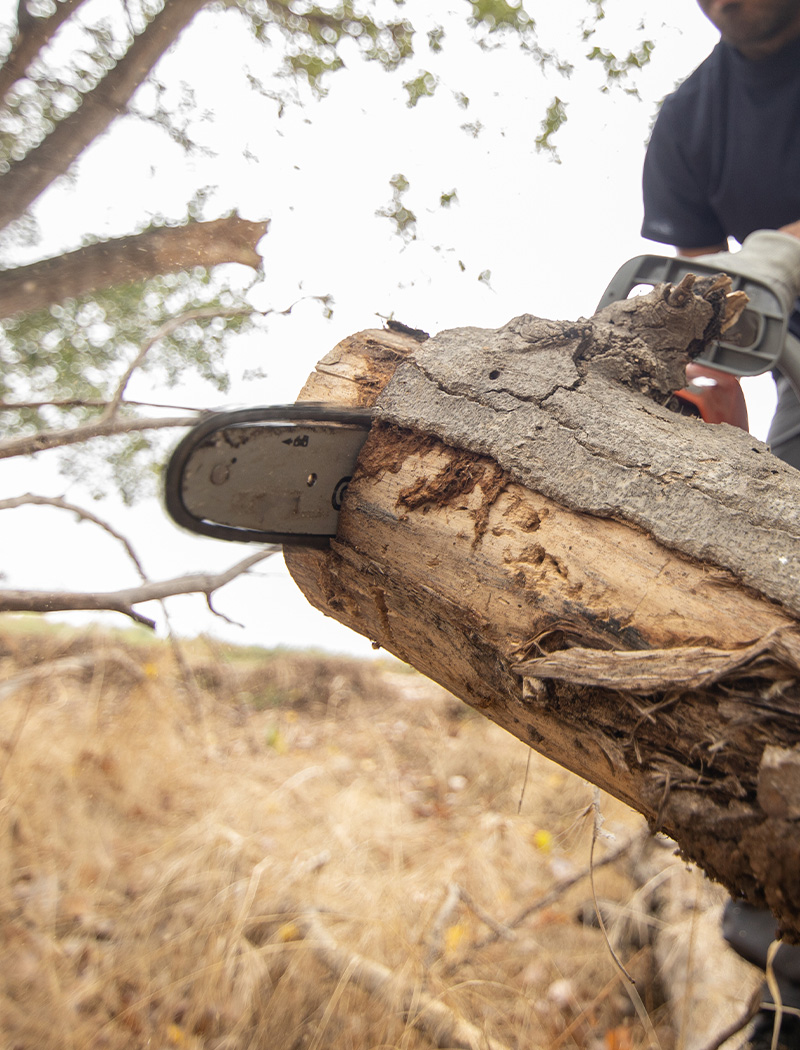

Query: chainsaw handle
[[597, 253, 788, 380]]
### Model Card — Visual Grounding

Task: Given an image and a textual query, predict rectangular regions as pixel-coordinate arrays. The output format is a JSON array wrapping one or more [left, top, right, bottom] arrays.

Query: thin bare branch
[[0, 550, 276, 629], [0, 493, 148, 577], [0, 496, 242, 723], [0, 398, 110, 410], [0, 397, 203, 412], [0, 412, 200, 460], [104, 305, 254, 419]]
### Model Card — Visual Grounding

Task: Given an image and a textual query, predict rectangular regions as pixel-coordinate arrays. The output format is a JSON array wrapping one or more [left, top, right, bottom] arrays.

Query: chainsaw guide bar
[[164, 404, 373, 546]]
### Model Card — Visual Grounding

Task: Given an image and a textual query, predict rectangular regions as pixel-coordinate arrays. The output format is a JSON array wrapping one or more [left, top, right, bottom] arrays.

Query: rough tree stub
[[285, 289, 800, 935]]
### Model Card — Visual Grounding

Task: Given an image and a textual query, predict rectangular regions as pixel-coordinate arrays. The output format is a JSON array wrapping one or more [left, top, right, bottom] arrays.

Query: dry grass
[[0, 617, 682, 1050]]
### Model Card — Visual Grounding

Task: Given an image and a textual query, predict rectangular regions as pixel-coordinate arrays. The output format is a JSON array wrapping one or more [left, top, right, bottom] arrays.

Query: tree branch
[[104, 304, 255, 419], [0, 412, 200, 460], [0, 550, 276, 629], [0, 0, 209, 231], [0, 493, 148, 577], [0, 0, 90, 104], [0, 397, 202, 412], [0, 215, 267, 318]]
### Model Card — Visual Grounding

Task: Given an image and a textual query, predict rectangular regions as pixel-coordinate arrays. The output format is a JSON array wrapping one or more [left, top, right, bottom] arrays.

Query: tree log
[[284, 286, 800, 937]]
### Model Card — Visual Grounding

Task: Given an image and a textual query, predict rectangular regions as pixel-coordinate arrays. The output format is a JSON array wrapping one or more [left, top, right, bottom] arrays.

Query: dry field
[[0, 617, 758, 1050]]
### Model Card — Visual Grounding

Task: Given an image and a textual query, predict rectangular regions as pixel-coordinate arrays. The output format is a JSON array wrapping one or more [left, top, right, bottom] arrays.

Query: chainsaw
[[164, 230, 800, 547]]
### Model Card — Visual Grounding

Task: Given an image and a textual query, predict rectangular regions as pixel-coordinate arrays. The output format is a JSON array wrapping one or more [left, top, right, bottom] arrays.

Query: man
[[642, 0, 800, 468], [641, 2, 800, 1047]]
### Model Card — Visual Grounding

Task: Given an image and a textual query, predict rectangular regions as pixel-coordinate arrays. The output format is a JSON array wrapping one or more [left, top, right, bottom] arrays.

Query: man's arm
[[677, 243, 728, 257], [677, 223, 800, 255]]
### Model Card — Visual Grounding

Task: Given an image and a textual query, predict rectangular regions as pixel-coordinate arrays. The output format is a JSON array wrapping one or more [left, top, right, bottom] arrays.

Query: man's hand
[[672, 231, 800, 315]]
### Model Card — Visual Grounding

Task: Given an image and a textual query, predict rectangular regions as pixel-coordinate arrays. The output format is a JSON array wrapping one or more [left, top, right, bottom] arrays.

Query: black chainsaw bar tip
[[164, 403, 373, 547]]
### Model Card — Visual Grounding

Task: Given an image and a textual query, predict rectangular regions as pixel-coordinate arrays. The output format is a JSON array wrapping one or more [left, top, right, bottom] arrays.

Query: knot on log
[[587, 274, 748, 400]]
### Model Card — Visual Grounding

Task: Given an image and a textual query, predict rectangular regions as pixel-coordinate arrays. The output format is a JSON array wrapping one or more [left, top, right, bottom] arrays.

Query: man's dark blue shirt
[[642, 36, 800, 251], [642, 36, 800, 462]]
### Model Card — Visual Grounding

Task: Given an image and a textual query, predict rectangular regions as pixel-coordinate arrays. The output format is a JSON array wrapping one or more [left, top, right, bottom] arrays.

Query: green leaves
[[403, 70, 437, 107], [427, 25, 445, 53], [376, 173, 416, 241], [586, 39, 655, 94], [534, 96, 567, 160], [233, 0, 415, 90], [468, 0, 534, 34], [0, 269, 254, 499]]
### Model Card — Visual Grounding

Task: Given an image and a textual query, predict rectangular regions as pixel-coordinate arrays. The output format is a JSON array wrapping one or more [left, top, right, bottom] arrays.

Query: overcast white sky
[[0, 0, 778, 656]]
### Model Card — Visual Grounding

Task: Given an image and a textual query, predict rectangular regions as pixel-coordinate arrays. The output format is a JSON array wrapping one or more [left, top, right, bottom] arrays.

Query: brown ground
[[0, 616, 749, 1050]]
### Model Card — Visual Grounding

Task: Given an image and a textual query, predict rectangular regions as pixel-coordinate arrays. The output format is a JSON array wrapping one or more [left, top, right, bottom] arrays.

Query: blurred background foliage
[[0, 0, 655, 503]]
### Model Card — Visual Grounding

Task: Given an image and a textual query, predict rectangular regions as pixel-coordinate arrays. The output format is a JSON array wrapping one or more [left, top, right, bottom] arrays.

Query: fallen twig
[[471, 830, 641, 952], [281, 908, 513, 1050], [425, 882, 463, 966], [426, 882, 516, 967], [698, 985, 762, 1050], [458, 887, 516, 944], [0, 649, 144, 702]]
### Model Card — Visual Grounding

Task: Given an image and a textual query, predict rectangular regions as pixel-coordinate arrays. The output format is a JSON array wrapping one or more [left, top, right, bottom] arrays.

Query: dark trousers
[[723, 896, 800, 1008], [768, 376, 800, 469]]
